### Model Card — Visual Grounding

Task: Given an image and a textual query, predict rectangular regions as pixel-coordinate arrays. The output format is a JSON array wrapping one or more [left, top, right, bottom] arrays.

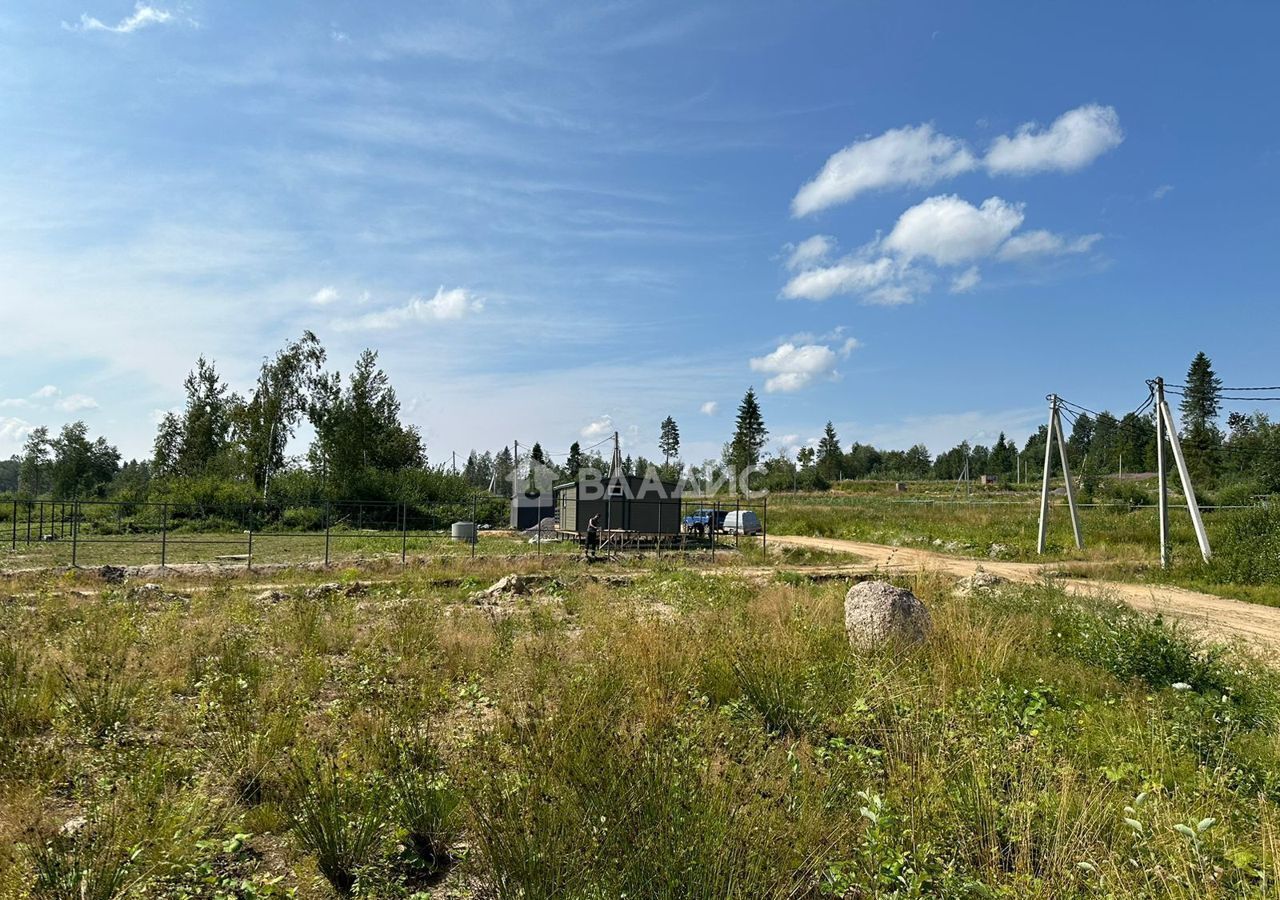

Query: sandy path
[[767, 534, 1280, 652]]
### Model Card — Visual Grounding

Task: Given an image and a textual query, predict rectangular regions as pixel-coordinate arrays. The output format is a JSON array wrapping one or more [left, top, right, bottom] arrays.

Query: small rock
[[468, 573, 530, 602], [954, 570, 1007, 597], [60, 816, 87, 837], [253, 589, 287, 603], [844, 581, 930, 650], [99, 565, 127, 585], [305, 582, 342, 599], [987, 543, 1011, 559]]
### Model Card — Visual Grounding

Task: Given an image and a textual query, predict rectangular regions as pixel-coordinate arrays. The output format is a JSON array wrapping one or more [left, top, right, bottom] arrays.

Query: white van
[[722, 510, 762, 535]]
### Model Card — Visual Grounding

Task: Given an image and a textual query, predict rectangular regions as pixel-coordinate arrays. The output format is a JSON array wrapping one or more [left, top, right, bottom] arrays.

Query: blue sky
[[2, 2, 1278, 467]]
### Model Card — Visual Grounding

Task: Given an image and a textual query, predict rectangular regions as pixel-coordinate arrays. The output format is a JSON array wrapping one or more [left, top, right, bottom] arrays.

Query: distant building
[[510, 491, 555, 530], [555, 473, 683, 535]]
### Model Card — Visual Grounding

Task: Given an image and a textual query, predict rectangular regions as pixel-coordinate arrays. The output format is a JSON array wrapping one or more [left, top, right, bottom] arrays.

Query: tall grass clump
[[286, 751, 388, 895]]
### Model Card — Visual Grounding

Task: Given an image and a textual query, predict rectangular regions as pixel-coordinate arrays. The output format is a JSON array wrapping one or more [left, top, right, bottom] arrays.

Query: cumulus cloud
[[65, 3, 176, 33], [785, 235, 836, 270], [310, 285, 340, 306], [883, 195, 1024, 265], [782, 194, 1097, 304], [332, 286, 483, 331], [789, 105, 1121, 218], [1, 417, 35, 444], [3, 385, 99, 414], [581, 415, 613, 440], [792, 124, 976, 216], [984, 104, 1123, 175], [750, 337, 859, 393], [57, 393, 100, 412], [997, 229, 1100, 262], [1152, 184, 1174, 200], [780, 256, 899, 302], [700, 401, 718, 416], [950, 266, 981, 293]]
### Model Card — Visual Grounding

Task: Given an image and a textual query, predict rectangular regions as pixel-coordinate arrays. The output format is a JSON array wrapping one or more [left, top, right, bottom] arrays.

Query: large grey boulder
[[844, 580, 930, 650]]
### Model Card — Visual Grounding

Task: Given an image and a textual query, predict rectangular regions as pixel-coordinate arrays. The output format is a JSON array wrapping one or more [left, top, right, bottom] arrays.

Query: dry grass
[[1, 555, 1278, 896]]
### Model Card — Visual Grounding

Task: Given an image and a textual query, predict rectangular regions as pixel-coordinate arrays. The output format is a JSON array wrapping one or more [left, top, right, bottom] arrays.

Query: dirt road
[[768, 534, 1280, 652]]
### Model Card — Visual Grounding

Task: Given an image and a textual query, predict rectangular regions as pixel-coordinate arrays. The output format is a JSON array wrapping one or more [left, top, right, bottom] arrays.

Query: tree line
[[4, 346, 1278, 508]]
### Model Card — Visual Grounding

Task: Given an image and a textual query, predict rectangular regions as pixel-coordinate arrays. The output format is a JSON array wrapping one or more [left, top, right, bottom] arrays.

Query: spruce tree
[[1179, 351, 1224, 484], [658, 416, 680, 465], [816, 421, 842, 480], [726, 388, 768, 473], [566, 441, 583, 477]]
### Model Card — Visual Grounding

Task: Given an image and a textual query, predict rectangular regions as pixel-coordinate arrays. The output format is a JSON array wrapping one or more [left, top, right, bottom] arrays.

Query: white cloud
[[792, 124, 976, 216], [883, 195, 1024, 265], [700, 401, 718, 416], [985, 104, 1123, 175], [1, 385, 98, 414], [785, 235, 836, 270], [310, 285, 340, 306], [57, 393, 100, 412], [332, 286, 483, 331], [750, 341, 844, 393], [997, 229, 1100, 262], [780, 256, 898, 301], [1152, 184, 1174, 200], [581, 415, 613, 440], [1, 417, 35, 444], [950, 266, 981, 293], [66, 3, 175, 34], [782, 193, 1100, 305]]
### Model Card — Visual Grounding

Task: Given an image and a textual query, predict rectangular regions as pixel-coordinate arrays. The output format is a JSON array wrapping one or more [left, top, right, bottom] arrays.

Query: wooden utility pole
[[1038, 394, 1084, 554]]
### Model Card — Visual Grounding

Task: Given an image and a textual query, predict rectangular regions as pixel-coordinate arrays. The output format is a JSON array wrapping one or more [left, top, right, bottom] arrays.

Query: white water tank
[[451, 521, 477, 543]]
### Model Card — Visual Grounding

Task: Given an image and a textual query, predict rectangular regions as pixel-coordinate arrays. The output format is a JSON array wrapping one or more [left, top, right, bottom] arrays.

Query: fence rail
[[3, 494, 769, 570]]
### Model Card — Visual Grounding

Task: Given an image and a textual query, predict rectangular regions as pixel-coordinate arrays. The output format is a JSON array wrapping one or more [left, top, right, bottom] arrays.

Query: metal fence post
[[400, 501, 408, 565], [161, 502, 168, 567], [734, 497, 740, 551], [10, 498, 15, 551], [25, 500, 31, 546], [247, 528, 253, 570], [711, 500, 717, 562], [324, 501, 331, 567], [71, 499, 78, 567], [39, 500, 44, 542], [762, 495, 768, 557], [471, 494, 477, 560]]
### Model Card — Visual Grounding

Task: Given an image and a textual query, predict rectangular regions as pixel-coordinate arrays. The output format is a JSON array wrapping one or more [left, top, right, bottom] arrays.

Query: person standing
[[586, 514, 601, 560]]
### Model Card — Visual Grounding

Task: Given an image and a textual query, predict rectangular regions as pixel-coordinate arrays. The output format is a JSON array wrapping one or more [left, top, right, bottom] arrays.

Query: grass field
[[3, 554, 1280, 897], [765, 487, 1280, 606]]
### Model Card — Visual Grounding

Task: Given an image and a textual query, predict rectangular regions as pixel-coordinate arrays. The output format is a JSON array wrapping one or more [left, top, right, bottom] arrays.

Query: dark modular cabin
[[510, 492, 556, 530], [556, 474, 682, 535]]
